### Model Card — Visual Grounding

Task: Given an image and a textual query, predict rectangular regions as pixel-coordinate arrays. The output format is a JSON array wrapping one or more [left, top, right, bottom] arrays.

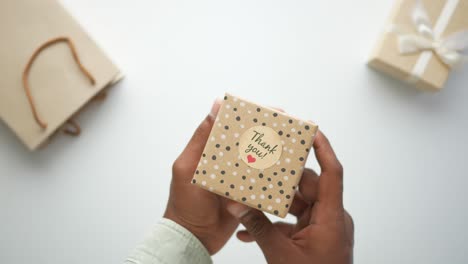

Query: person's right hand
[[226, 130, 354, 264]]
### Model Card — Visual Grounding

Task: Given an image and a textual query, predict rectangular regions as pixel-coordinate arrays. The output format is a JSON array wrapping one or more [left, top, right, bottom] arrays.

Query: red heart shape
[[247, 155, 256, 163]]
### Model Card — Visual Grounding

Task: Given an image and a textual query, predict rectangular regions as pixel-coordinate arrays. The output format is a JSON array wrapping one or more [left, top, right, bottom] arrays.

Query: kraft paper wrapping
[[0, 0, 122, 150], [192, 94, 318, 218], [368, 0, 468, 92]]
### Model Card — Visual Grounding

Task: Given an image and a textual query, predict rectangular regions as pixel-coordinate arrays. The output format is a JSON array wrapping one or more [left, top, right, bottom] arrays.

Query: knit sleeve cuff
[[125, 218, 212, 264]]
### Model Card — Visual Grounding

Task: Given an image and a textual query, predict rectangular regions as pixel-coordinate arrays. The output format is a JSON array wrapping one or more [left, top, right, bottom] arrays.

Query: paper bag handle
[[22, 36, 96, 130]]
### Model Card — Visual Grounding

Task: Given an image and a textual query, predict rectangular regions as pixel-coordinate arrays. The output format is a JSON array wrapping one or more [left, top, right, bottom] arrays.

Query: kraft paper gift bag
[[192, 94, 318, 218], [368, 0, 468, 92], [0, 0, 123, 150]]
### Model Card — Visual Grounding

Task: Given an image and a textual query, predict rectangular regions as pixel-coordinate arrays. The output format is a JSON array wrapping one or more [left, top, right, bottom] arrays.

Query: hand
[[226, 131, 354, 264], [164, 99, 239, 255]]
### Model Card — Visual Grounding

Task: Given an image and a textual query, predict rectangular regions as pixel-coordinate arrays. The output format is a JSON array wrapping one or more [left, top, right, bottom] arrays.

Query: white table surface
[[1, 0, 468, 263]]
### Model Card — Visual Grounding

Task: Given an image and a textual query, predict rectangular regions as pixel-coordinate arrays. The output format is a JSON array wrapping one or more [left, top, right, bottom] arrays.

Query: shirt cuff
[[125, 218, 212, 264]]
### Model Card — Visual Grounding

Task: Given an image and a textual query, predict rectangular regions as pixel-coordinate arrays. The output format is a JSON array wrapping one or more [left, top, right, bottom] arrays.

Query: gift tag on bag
[[0, 0, 122, 150]]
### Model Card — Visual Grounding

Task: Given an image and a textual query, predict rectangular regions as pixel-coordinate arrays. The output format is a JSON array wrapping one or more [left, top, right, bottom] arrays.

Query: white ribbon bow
[[391, 0, 468, 68]]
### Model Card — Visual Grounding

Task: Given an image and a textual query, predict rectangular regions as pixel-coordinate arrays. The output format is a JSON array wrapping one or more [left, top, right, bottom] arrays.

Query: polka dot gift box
[[192, 93, 318, 218]]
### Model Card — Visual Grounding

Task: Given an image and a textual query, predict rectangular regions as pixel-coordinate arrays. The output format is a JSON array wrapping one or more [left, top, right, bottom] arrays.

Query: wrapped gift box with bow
[[368, 0, 468, 92]]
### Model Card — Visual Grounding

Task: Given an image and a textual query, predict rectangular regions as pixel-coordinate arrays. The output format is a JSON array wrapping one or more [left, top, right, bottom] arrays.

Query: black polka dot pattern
[[191, 94, 318, 218]]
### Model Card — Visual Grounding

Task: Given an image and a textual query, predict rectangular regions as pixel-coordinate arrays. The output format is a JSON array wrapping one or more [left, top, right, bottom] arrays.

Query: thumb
[[181, 98, 221, 159], [174, 99, 221, 176], [227, 202, 287, 258]]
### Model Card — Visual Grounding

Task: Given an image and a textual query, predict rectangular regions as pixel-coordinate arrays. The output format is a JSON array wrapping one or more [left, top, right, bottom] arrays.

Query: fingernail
[[227, 203, 250, 219], [209, 98, 222, 118]]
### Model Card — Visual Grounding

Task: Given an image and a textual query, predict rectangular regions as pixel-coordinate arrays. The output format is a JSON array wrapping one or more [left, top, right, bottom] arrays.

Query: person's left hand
[[164, 99, 239, 255]]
